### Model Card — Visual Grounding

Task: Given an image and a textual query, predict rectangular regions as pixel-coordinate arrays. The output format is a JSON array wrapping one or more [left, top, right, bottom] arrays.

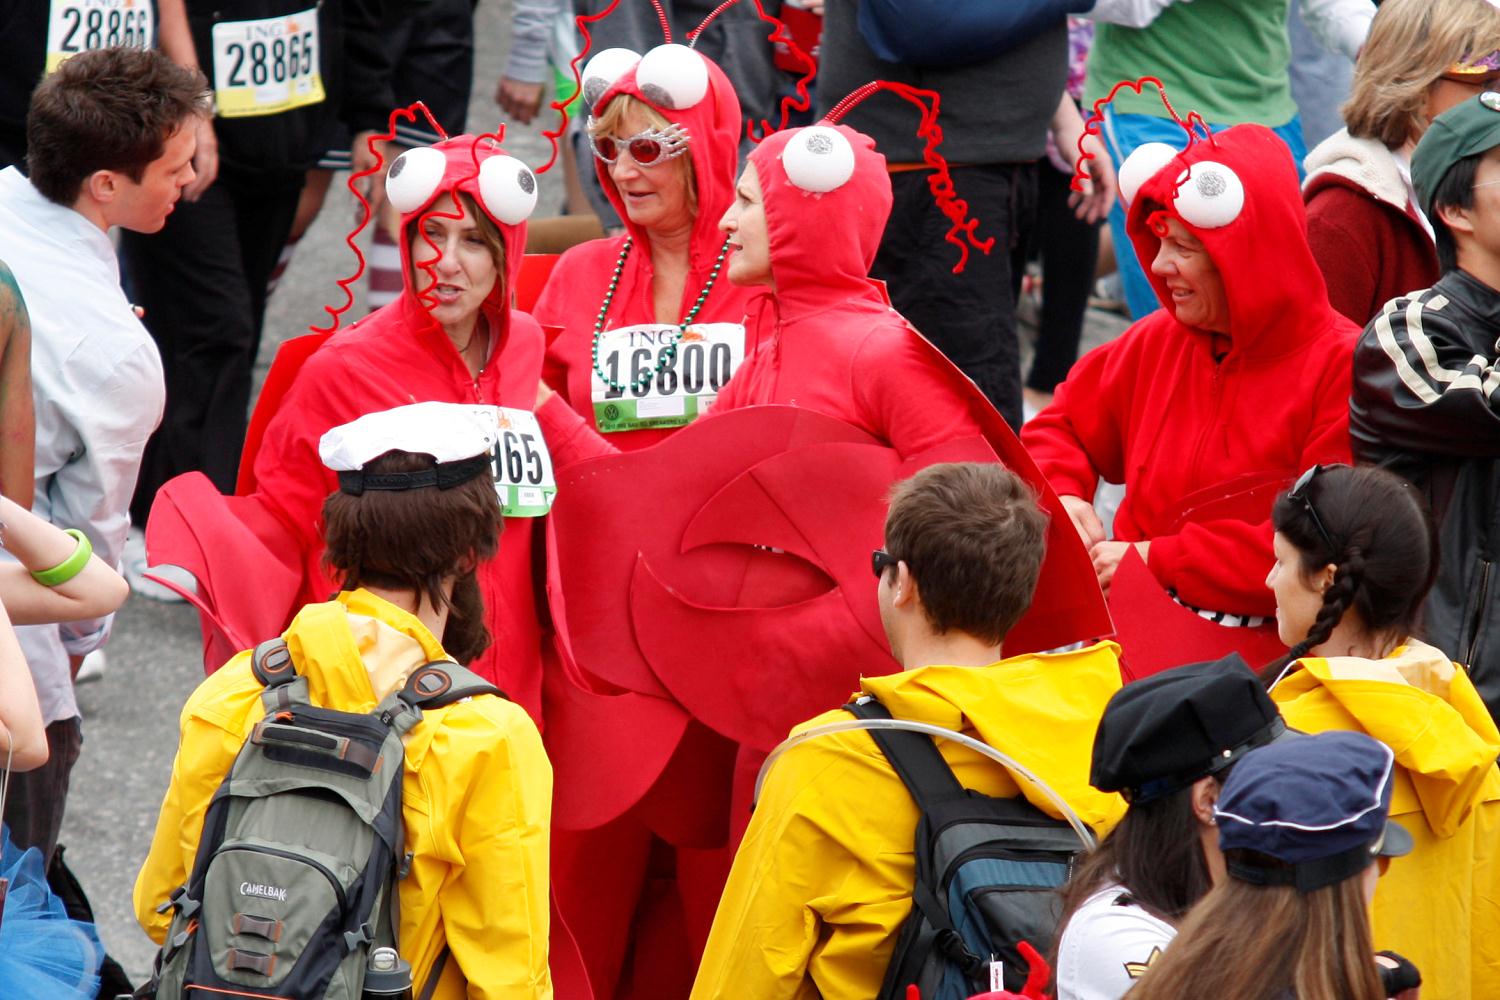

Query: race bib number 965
[[490, 408, 556, 518], [591, 322, 745, 433], [46, 0, 154, 75], [211, 7, 324, 118]]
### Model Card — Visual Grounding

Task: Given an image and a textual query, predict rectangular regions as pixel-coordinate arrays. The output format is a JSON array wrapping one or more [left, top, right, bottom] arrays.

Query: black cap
[[1091, 654, 1290, 803]]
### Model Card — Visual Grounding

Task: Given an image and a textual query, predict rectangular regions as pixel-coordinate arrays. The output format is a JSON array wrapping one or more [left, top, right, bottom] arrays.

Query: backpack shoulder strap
[[398, 661, 505, 710], [845, 696, 966, 815]]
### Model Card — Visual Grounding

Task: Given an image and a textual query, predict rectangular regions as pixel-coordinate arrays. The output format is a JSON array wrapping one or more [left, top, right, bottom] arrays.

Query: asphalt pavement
[[60, 1, 1130, 983]]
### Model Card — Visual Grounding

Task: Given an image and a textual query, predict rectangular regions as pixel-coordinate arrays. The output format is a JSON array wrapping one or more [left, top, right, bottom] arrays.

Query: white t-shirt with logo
[[1054, 883, 1178, 1000]]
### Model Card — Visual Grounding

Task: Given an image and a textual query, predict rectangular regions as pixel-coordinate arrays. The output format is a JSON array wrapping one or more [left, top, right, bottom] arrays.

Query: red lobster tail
[[312, 101, 449, 335], [823, 81, 993, 274], [1071, 75, 1213, 196], [539, 0, 626, 174], [688, 0, 817, 144]]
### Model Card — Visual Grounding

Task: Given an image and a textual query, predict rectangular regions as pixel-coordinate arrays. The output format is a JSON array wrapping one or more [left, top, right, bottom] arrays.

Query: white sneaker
[[76, 649, 106, 684], [122, 527, 190, 603]]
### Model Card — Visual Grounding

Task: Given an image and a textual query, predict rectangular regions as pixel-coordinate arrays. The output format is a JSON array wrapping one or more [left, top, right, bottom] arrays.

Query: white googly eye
[[1173, 161, 1245, 229], [1118, 141, 1179, 207], [385, 146, 448, 215], [635, 44, 709, 111], [781, 125, 855, 193], [582, 47, 641, 108], [478, 154, 538, 225]]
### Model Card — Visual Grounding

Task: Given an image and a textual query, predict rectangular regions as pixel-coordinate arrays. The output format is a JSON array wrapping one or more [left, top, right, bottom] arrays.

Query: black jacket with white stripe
[[1351, 267, 1500, 721]]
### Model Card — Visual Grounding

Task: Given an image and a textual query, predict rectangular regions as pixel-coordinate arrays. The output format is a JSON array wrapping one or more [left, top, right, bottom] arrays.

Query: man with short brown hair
[[693, 462, 1126, 1000], [0, 45, 208, 862]]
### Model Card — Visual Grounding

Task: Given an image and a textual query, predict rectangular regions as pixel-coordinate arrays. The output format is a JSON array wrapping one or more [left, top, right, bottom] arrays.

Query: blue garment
[[0, 829, 103, 999], [1101, 107, 1309, 320]]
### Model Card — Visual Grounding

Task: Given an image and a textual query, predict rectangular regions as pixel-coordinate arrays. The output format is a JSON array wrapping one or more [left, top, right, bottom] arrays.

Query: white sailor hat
[[318, 402, 498, 496]]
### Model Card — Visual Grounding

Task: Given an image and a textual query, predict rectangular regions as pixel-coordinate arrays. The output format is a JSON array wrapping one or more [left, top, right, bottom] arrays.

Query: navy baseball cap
[[1215, 731, 1413, 894]]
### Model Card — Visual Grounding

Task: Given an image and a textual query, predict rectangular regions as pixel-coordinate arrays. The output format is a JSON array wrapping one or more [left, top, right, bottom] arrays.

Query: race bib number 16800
[[211, 7, 324, 118], [591, 322, 745, 433], [46, 0, 155, 74]]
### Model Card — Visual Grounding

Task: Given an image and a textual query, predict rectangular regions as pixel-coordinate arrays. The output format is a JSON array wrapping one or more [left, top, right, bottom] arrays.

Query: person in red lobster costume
[[144, 120, 552, 720], [536, 74, 1109, 1000], [1021, 80, 1357, 675]]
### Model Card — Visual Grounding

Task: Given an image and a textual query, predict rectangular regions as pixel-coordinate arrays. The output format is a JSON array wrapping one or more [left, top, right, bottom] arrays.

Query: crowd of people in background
[[0, 0, 1496, 998]]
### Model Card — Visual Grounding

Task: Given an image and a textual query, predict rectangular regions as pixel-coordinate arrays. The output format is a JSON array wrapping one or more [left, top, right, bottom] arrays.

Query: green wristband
[[30, 528, 92, 587]]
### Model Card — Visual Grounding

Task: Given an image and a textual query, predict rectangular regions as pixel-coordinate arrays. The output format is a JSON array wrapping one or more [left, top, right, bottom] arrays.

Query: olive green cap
[[1413, 91, 1500, 220]]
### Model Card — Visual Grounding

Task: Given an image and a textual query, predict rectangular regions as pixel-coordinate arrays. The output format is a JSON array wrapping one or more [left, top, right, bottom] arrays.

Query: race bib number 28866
[[46, 0, 155, 75]]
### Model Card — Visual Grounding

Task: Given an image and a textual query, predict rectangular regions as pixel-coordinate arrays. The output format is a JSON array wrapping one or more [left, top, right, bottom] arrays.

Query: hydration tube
[[754, 717, 1098, 850]]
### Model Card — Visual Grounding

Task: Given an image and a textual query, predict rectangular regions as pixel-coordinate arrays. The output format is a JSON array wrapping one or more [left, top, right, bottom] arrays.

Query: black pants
[[873, 163, 1036, 430], [1026, 164, 1103, 394], [2, 716, 83, 867], [123, 169, 303, 523]]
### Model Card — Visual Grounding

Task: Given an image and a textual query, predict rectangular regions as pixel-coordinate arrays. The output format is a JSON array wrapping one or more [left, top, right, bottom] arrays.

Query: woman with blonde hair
[[1304, 0, 1500, 325]]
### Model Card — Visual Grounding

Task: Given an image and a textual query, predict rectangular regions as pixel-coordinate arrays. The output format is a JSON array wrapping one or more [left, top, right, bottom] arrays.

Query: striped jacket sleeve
[[1350, 290, 1500, 464]]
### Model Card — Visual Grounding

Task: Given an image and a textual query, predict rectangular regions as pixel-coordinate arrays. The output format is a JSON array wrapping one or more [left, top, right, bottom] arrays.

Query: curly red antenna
[[538, 0, 625, 174], [1071, 76, 1213, 195], [688, 0, 816, 143], [312, 101, 448, 335], [824, 82, 993, 274], [649, 0, 673, 42]]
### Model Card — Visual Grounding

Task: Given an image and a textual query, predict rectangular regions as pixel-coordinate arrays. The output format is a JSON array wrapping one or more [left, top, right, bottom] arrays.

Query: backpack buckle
[[344, 921, 375, 952]]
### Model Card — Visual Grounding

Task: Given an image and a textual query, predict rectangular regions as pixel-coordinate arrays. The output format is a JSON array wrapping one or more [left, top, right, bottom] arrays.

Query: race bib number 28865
[[46, 0, 155, 74], [211, 7, 324, 118]]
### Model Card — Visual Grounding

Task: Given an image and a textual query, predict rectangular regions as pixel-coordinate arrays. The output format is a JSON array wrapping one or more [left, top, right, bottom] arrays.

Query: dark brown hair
[[321, 450, 503, 664], [882, 462, 1048, 645], [26, 46, 209, 206], [1129, 850, 1384, 1000], [1266, 464, 1439, 680]]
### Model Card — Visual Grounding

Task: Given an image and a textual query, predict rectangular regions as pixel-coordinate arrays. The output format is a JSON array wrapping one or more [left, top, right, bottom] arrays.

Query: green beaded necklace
[[591, 236, 732, 395]]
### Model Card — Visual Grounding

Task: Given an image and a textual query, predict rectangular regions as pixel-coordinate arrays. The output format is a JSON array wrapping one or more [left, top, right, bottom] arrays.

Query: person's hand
[[1069, 131, 1117, 224], [496, 77, 546, 125], [183, 116, 219, 202], [351, 130, 389, 207], [536, 380, 555, 409], [1090, 540, 1148, 594], [1061, 495, 1105, 548]]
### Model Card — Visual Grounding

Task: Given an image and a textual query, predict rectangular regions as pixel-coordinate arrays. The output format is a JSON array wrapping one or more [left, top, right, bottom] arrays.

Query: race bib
[[591, 322, 745, 433], [490, 408, 556, 518], [46, 0, 155, 75], [211, 7, 324, 119]]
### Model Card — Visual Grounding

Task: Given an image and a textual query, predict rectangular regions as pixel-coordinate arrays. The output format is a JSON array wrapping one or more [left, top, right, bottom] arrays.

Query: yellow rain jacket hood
[[134, 590, 554, 999], [692, 642, 1126, 1000], [1272, 640, 1500, 1000]]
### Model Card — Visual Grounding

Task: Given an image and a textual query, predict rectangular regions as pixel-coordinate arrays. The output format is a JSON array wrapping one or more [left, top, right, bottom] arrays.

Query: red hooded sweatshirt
[[1021, 124, 1357, 618], [149, 136, 549, 721], [534, 52, 762, 450]]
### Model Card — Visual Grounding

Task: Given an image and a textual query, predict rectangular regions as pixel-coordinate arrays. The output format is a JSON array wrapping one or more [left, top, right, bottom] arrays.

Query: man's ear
[[893, 560, 917, 609], [1438, 199, 1477, 238], [83, 169, 119, 207]]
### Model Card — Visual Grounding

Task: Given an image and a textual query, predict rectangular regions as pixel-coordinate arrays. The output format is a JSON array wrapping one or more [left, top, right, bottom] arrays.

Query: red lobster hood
[[594, 54, 743, 269], [548, 406, 1112, 752], [749, 123, 894, 321], [1126, 124, 1340, 354], [394, 133, 532, 340]]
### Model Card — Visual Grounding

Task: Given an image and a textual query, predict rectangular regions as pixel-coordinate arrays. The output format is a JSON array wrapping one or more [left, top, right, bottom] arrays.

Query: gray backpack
[[141, 638, 500, 1000]]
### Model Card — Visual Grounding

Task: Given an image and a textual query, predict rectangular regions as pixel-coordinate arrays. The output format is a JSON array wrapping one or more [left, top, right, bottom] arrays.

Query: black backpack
[[138, 639, 500, 1000], [846, 696, 1090, 999]]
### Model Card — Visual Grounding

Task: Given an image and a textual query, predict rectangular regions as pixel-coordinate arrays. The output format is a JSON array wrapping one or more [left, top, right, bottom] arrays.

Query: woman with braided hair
[[1265, 463, 1500, 999]]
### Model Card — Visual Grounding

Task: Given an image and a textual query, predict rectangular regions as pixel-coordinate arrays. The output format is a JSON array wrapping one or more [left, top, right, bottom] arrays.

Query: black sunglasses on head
[[871, 548, 898, 579], [1287, 464, 1338, 556]]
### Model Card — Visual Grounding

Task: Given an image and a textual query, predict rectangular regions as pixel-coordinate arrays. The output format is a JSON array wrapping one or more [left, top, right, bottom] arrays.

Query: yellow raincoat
[[691, 641, 1127, 1000], [1272, 640, 1500, 1000], [134, 589, 554, 999]]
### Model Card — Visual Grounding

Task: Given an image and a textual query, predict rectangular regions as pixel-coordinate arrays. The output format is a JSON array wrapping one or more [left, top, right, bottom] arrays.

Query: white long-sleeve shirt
[[1091, 0, 1373, 61], [0, 166, 164, 724]]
